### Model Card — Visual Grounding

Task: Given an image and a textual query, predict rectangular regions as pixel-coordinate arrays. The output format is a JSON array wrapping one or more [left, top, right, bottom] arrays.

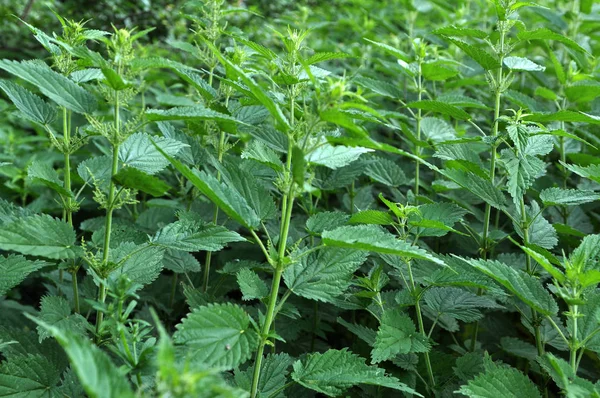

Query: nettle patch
[[0, 0, 599, 397]]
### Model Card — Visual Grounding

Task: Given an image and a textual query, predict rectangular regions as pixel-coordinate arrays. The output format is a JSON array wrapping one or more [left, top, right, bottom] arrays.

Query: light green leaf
[[539, 187, 600, 206], [503, 56, 545, 71], [306, 52, 353, 65], [461, 257, 558, 316], [0, 60, 97, 114], [442, 38, 501, 70], [413, 202, 468, 237], [234, 353, 293, 398], [28, 316, 135, 398], [0, 215, 80, 259], [501, 151, 546, 203], [113, 167, 170, 197], [146, 105, 241, 123], [407, 100, 471, 120], [323, 225, 443, 265], [0, 80, 57, 124], [424, 287, 502, 325], [284, 248, 368, 303], [458, 355, 541, 398], [514, 201, 558, 249], [363, 156, 407, 186], [0, 255, 46, 296], [372, 308, 430, 364], [173, 303, 259, 369], [292, 348, 421, 397], [241, 141, 283, 171], [518, 28, 590, 55], [236, 268, 269, 301], [109, 243, 165, 288], [306, 143, 373, 169], [306, 211, 349, 235], [154, 144, 260, 229], [562, 162, 600, 184], [27, 161, 72, 197], [202, 39, 290, 130], [0, 354, 62, 397], [36, 296, 88, 342], [441, 169, 507, 210], [153, 219, 245, 252], [349, 210, 394, 225], [119, 132, 188, 175]]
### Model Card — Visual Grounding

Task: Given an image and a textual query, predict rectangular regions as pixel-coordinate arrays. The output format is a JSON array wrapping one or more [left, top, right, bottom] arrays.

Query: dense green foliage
[[1, 0, 600, 397]]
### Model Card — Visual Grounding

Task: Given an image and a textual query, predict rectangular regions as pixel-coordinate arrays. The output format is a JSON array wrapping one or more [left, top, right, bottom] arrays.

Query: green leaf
[[539, 187, 600, 206], [337, 317, 377, 346], [153, 219, 245, 252], [0, 60, 97, 114], [306, 143, 373, 169], [305, 52, 353, 65], [461, 257, 558, 316], [441, 169, 507, 210], [0, 255, 46, 296], [501, 151, 545, 203], [0, 214, 80, 259], [322, 225, 444, 265], [503, 57, 545, 71], [146, 105, 241, 123], [241, 141, 283, 171], [236, 268, 269, 301], [363, 39, 411, 62], [569, 234, 600, 272], [458, 355, 541, 398], [518, 245, 565, 283], [113, 167, 170, 197], [442, 38, 501, 70], [363, 156, 407, 186], [292, 348, 421, 397], [202, 39, 290, 130], [407, 100, 471, 120], [565, 80, 600, 103], [349, 210, 394, 225], [517, 28, 590, 55], [153, 143, 260, 229], [562, 162, 600, 184], [36, 295, 87, 342], [0, 80, 56, 124], [372, 308, 430, 364], [234, 353, 294, 398], [119, 132, 188, 175], [306, 211, 349, 235], [27, 160, 72, 197], [434, 26, 488, 39], [173, 303, 259, 369], [28, 316, 135, 398], [424, 287, 502, 326], [0, 354, 62, 397], [100, 67, 129, 90], [413, 202, 468, 237], [526, 110, 600, 125], [284, 248, 368, 303], [514, 201, 558, 249], [109, 243, 165, 288]]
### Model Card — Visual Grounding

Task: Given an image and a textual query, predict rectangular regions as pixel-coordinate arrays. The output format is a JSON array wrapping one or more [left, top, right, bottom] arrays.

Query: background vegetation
[[0, 0, 599, 397]]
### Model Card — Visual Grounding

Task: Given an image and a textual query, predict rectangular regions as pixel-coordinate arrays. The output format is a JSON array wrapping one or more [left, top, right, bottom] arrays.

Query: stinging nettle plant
[[0, 0, 600, 397]]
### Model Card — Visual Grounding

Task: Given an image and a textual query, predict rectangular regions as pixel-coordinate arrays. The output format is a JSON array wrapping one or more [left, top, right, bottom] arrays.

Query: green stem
[[408, 262, 435, 388], [71, 269, 80, 313], [414, 60, 423, 202], [203, 130, 226, 293], [472, 22, 506, 352], [521, 196, 545, 357], [570, 304, 579, 373], [95, 92, 121, 341], [250, 92, 296, 398]]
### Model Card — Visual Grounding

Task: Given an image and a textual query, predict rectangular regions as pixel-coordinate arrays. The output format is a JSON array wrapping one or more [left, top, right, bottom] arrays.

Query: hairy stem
[[95, 92, 120, 340]]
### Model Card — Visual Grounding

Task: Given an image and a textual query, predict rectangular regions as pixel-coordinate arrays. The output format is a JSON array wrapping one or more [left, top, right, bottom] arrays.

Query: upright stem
[[203, 130, 226, 293], [471, 22, 506, 351], [95, 92, 121, 340], [521, 197, 545, 358], [414, 60, 423, 202], [250, 93, 296, 398], [408, 262, 435, 389], [570, 304, 579, 372]]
